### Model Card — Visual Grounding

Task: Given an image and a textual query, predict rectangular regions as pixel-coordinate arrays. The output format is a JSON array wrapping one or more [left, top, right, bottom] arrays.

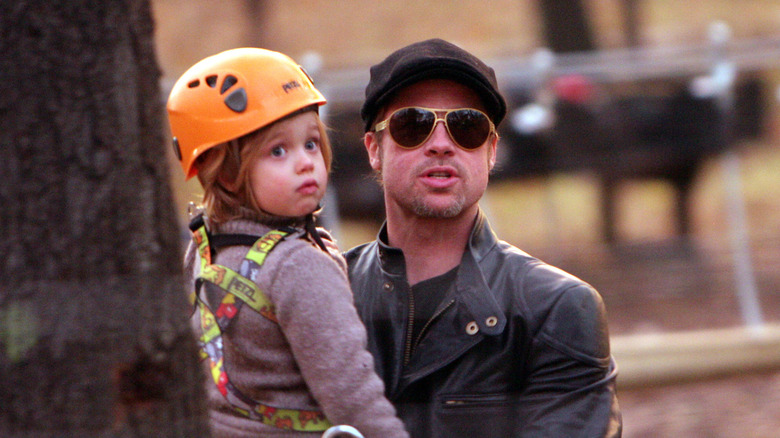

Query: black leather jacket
[[345, 211, 622, 437]]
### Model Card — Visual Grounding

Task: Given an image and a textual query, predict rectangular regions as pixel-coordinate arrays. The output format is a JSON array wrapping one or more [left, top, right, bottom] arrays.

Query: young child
[[166, 48, 408, 438]]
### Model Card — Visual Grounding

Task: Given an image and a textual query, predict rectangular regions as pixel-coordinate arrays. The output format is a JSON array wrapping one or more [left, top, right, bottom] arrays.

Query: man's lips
[[422, 165, 458, 177], [420, 166, 458, 188]]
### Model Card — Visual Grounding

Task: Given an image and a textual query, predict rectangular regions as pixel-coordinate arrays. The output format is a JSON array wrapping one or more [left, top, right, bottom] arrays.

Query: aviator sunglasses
[[374, 106, 496, 150]]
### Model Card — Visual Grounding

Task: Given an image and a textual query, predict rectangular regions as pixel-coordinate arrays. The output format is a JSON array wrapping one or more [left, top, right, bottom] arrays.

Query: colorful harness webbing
[[191, 221, 332, 432]]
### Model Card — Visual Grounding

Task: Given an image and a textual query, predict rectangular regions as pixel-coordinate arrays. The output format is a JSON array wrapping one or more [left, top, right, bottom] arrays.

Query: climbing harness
[[189, 215, 332, 432]]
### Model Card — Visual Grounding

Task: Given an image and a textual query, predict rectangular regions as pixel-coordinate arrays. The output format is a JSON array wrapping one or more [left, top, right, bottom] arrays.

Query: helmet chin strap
[[304, 209, 328, 252]]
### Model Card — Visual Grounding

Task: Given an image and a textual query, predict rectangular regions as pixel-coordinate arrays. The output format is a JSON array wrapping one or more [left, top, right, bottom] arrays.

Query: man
[[345, 38, 621, 437]]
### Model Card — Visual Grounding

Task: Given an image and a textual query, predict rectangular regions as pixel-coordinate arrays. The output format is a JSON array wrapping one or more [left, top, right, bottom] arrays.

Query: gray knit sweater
[[184, 218, 408, 438]]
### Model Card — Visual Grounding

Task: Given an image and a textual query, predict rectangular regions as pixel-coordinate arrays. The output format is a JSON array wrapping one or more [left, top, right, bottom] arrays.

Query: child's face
[[247, 111, 328, 218]]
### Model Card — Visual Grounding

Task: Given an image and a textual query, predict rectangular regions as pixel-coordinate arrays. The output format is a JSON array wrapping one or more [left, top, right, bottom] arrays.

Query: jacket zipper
[[442, 393, 510, 407], [403, 288, 415, 366], [411, 299, 455, 354]]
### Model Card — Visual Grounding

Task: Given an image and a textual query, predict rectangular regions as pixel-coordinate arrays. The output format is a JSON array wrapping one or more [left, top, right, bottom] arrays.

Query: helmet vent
[[206, 75, 218, 88], [224, 88, 248, 113], [187, 80, 200, 88], [221, 75, 238, 94]]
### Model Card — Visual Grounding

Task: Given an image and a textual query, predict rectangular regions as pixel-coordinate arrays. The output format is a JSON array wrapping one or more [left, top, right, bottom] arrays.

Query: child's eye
[[304, 140, 319, 152], [270, 146, 286, 157]]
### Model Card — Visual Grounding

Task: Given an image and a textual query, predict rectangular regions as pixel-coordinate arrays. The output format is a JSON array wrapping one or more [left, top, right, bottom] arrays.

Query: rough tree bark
[[0, 1, 208, 436]]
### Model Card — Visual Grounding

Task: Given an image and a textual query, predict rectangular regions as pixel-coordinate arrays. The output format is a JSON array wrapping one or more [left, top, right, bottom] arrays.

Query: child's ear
[[217, 171, 238, 192], [217, 158, 240, 192], [218, 141, 242, 192]]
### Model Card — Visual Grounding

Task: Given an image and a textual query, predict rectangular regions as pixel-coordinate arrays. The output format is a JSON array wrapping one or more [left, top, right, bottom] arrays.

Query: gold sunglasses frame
[[373, 106, 496, 150]]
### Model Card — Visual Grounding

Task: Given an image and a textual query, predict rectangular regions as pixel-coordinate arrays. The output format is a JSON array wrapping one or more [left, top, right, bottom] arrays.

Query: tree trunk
[[244, 0, 270, 47], [0, 1, 208, 436], [537, 0, 596, 53], [622, 0, 641, 48]]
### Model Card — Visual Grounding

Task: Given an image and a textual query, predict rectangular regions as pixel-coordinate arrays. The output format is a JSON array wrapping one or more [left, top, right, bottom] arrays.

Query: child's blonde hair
[[196, 112, 332, 224]]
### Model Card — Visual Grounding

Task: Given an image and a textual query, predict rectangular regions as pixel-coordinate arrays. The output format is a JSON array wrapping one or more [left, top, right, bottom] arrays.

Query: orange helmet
[[166, 48, 327, 179]]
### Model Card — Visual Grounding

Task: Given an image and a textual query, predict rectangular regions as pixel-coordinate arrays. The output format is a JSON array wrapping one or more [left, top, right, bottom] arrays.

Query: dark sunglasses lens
[[447, 110, 491, 149], [389, 108, 435, 148]]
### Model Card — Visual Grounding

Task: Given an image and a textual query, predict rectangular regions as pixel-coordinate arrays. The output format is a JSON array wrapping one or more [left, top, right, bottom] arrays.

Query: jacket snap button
[[383, 282, 394, 292], [485, 316, 498, 327], [465, 321, 479, 335]]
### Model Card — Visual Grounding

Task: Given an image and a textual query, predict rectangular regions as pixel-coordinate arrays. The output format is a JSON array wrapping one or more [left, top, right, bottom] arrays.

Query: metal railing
[[309, 29, 780, 105]]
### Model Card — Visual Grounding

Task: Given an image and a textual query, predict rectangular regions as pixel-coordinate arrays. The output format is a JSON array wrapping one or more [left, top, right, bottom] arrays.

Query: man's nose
[[424, 119, 455, 155]]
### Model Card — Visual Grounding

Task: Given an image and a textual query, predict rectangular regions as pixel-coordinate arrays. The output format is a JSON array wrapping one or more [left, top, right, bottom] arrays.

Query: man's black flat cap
[[361, 38, 507, 132]]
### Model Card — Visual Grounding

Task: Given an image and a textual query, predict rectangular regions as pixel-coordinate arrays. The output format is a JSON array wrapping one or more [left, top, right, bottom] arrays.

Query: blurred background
[[152, 1, 780, 436]]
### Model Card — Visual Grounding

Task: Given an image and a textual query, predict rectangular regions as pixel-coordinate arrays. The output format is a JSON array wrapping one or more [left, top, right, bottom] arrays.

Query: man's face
[[365, 78, 497, 220]]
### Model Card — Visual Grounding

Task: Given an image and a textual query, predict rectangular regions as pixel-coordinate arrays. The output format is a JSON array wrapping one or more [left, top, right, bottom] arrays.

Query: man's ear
[[364, 132, 382, 171]]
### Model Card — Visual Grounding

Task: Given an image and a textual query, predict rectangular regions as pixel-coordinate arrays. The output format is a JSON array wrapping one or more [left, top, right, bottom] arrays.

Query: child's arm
[[270, 243, 408, 438]]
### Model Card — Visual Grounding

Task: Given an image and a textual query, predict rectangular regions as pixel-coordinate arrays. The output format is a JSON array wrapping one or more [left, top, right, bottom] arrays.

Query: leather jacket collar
[[375, 208, 498, 269], [374, 209, 508, 368]]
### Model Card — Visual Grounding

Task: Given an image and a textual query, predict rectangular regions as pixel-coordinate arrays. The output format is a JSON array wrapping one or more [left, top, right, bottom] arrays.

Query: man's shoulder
[[486, 242, 607, 327], [489, 239, 589, 288], [494, 245, 610, 360], [344, 240, 376, 264], [483, 240, 579, 289]]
